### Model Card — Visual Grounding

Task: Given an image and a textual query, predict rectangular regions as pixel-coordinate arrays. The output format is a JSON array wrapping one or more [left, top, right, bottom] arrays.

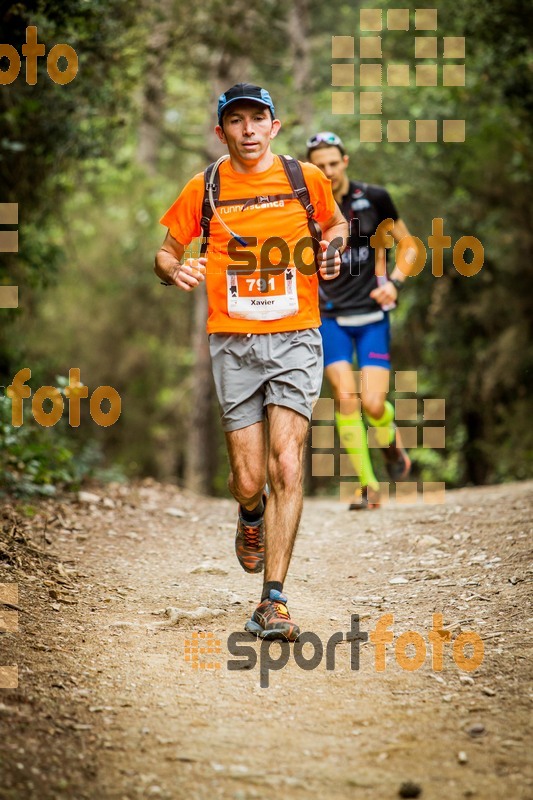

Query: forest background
[[0, 0, 531, 498]]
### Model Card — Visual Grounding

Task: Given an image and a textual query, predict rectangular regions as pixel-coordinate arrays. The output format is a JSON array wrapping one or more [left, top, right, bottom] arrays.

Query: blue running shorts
[[319, 315, 391, 369]]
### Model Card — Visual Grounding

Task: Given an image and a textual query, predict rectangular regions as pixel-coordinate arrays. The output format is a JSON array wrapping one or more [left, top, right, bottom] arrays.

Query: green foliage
[[0, 0, 140, 354], [0, 389, 103, 497]]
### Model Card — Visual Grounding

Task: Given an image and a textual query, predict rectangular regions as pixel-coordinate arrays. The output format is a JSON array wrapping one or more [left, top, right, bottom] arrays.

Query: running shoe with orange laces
[[244, 589, 300, 641], [235, 487, 269, 574]]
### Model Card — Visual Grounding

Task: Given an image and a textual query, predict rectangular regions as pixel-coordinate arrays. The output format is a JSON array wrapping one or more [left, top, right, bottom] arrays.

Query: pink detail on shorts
[[369, 352, 390, 360]]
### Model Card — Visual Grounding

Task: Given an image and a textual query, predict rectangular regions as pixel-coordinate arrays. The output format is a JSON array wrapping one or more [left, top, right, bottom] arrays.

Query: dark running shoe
[[381, 427, 411, 481], [235, 487, 268, 574], [244, 589, 300, 641], [348, 484, 380, 511]]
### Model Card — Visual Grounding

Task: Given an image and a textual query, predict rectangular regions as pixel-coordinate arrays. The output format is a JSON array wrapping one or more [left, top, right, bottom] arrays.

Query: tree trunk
[[136, 0, 174, 175], [288, 0, 313, 130], [184, 284, 219, 493], [463, 410, 489, 485]]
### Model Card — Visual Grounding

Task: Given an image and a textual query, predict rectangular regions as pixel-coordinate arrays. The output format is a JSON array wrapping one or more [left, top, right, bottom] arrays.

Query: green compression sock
[[365, 400, 396, 446], [335, 410, 379, 490]]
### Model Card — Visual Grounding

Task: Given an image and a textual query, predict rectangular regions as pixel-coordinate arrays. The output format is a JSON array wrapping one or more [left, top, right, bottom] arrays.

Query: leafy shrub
[[0, 387, 103, 497]]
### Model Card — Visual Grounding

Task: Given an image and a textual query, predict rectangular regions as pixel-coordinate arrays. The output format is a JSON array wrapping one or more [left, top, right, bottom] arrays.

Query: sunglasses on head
[[306, 131, 344, 149]]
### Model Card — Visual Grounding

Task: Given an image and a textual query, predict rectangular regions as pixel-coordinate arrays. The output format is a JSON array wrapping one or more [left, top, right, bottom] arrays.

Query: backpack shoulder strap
[[279, 155, 322, 241], [279, 155, 322, 268], [200, 161, 218, 255]]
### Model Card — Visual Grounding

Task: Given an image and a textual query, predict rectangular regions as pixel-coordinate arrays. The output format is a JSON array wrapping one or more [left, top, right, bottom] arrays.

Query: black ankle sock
[[261, 581, 283, 601], [240, 499, 264, 523]]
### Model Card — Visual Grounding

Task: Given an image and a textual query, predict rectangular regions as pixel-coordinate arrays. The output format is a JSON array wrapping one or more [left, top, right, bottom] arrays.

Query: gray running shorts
[[208, 329, 324, 432]]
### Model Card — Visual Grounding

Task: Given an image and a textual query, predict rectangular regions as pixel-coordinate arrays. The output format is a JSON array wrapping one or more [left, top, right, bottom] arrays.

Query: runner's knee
[[362, 396, 385, 419], [338, 392, 360, 416], [268, 449, 302, 491], [228, 470, 265, 503]]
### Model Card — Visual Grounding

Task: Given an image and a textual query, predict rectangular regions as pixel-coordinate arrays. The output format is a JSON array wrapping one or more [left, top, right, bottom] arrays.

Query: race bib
[[226, 269, 299, 320]]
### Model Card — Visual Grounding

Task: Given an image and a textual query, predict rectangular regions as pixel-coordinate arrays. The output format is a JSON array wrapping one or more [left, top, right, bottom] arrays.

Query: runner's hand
[[370, 280, 398, 306], [175, 258, 207, 291], [317, 240, 341, 281]]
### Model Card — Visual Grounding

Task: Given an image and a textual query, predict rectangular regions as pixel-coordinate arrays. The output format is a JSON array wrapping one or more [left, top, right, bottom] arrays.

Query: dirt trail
[[0, 480, 532, 800]]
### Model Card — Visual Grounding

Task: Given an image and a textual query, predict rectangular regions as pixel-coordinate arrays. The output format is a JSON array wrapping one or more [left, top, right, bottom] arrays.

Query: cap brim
[[220, 97, 271, 118]]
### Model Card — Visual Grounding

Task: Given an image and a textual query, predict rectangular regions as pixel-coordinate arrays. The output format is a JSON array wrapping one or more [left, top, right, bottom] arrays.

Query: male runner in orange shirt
[[155, 84, 347, 641]]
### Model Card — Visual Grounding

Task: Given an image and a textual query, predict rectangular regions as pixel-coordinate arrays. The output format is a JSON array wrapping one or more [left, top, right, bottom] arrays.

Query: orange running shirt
[[160, 155, 337, 334]]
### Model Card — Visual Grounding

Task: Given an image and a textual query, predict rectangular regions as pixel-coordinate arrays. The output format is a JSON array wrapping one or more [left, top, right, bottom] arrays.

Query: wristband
[[391, 278, 404, 292], [160, 268, 177, 286]]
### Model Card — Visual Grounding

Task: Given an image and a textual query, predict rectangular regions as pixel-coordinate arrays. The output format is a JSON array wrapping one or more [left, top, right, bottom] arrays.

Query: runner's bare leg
[[360, 365, 389, 419], [263, 405, 310, 583], [325, 360, 360, 414], [325, 361, 388, 418], [225, 421, 267, 511]]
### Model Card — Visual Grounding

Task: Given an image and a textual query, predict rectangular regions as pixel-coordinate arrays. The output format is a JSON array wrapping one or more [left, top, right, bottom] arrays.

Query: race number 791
[[246, 277, 276, 292]]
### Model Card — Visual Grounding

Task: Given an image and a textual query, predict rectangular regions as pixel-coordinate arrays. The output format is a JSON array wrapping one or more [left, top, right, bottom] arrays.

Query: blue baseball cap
[[217, 83, 275, 126]]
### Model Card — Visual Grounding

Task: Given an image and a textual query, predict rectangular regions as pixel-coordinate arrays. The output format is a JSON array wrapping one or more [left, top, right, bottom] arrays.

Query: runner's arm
[[389, 218, 420, 283], [321, 205, 348, 253], [317, 205, 348, 280], [154, 230, 206, 291], [371, 218, 420, 304]]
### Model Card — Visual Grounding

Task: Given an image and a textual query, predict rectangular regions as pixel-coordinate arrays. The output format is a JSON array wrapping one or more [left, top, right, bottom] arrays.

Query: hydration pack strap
[[200, 161, 217, 256]]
